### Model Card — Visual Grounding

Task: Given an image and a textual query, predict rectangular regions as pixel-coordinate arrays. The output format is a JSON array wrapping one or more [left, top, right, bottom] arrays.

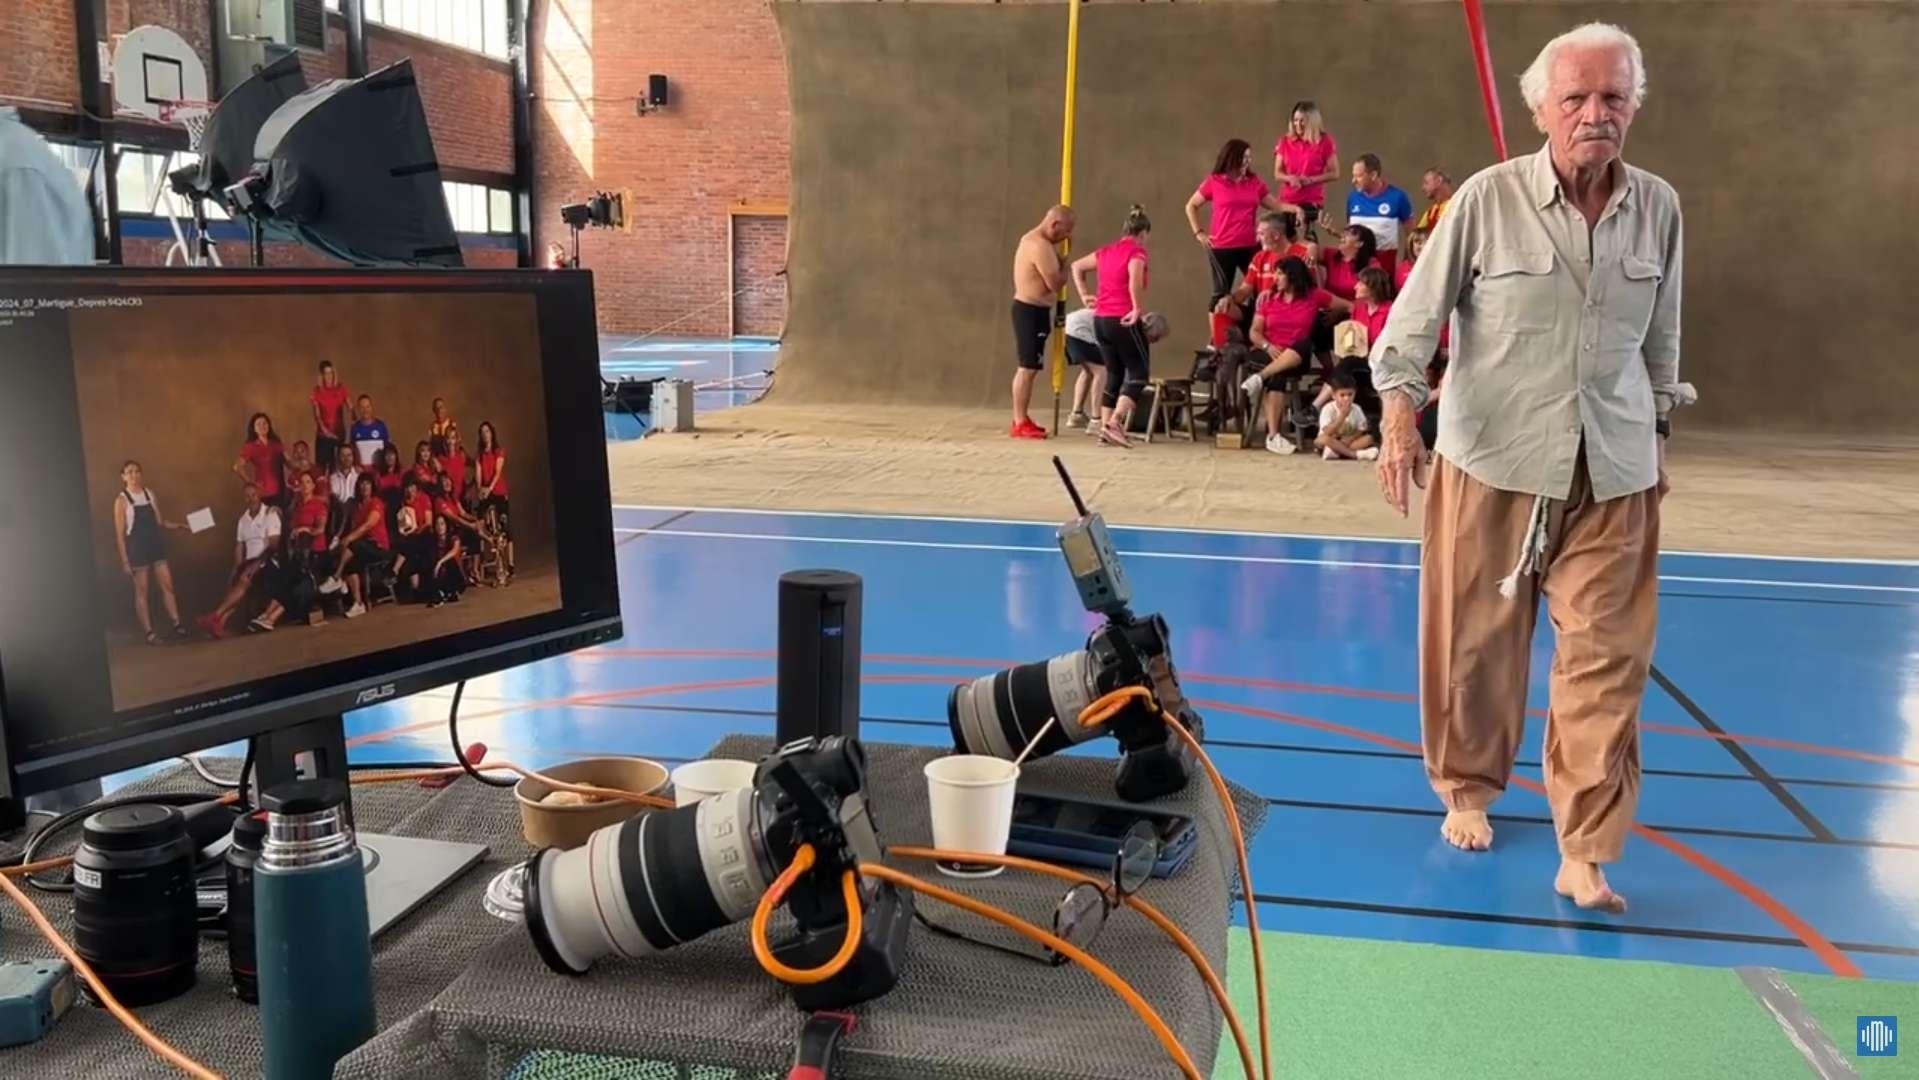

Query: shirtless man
[[1009, 205, 1077, 439]]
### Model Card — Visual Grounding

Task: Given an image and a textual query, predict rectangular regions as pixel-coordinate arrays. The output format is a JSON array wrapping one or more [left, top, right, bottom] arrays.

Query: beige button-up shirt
[[1370, 142, 1684, 502]]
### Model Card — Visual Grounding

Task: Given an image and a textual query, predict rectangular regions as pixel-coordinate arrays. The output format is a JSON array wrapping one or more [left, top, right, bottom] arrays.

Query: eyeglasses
[[913, 820, 1159, 967]]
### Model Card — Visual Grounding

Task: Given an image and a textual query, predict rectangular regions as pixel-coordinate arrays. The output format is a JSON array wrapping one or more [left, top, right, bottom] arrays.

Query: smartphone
[[1008, 793, 1197, 878]]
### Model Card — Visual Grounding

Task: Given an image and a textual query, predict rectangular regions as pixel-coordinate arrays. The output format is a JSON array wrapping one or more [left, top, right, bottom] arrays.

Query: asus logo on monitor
[[354, 684, 398, 706]]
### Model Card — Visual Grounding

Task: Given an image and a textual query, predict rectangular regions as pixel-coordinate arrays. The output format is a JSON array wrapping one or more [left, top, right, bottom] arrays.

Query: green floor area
[[504, 930, 1913, 1078], [1213, 929, 1916, 1079]]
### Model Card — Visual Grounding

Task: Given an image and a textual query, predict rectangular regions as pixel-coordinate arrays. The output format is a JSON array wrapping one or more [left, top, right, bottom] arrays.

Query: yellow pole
[[1049, 0, 1082, 437]]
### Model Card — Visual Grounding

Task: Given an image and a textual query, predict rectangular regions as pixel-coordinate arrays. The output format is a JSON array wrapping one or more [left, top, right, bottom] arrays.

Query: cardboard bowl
[[514, 756, 669, 850]]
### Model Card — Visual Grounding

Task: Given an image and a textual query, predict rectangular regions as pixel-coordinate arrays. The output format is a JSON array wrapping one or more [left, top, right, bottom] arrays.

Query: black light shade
[[251, 59, 463, 267], [173, 52, 308, 200]]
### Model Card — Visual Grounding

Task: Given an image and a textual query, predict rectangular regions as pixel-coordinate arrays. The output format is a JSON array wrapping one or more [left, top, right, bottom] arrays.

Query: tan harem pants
[[1419, 449, 1661, 862]]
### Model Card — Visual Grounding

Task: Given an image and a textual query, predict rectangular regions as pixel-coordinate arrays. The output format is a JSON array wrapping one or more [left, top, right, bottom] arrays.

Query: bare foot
[[1440, 810, 1494, 851], [1554, 860, 1627, 913]]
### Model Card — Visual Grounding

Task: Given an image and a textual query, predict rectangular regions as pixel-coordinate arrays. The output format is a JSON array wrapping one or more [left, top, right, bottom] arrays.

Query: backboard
[[110, 25, 211, 123]]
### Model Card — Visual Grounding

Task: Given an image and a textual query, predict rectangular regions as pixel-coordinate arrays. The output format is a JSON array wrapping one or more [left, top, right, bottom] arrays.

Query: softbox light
[[171, 51, 308, 200], [247, 59, 463, 267]]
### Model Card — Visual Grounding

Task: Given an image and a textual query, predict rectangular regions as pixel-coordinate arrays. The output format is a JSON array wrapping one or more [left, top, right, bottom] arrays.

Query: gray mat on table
[[338, 736, 1267, 1080]]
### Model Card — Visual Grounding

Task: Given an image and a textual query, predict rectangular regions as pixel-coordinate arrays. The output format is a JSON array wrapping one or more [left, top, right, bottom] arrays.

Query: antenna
[[1052, 456, 1090, 518]]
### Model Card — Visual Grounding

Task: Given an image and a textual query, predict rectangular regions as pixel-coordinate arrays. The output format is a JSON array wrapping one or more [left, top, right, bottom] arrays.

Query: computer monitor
[[0, 267, 622, 853]]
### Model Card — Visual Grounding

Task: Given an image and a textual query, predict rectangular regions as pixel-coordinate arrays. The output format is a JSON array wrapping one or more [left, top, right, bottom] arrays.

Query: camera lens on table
[[72, 803, 200, 1006], [947, 651, 1104, 761]]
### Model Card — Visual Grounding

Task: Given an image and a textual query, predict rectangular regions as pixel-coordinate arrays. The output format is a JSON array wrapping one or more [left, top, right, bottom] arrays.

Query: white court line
[[611, 503, 1919, 568], [611, 527, 1919, 593]]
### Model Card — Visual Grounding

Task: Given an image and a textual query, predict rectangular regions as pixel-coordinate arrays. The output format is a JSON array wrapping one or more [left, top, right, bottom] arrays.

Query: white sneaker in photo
[[1322, 447, 1338, 460], [1264, 434, 1296, 455], [1241, 373, 1264, 398], [318, 576, 346, 595], [343, 602, 367, 619], [1356, 447, 1380, 461]]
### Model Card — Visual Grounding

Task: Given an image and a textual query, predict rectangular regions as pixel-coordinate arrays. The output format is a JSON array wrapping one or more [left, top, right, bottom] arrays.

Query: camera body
[[1084, 611, 1204, 803], [946, 486, 1205, 802], [752, 737, 913, 1010]]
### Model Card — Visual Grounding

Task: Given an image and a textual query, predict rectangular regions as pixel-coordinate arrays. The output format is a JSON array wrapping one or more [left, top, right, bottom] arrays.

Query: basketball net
[[157, 100, 215, 152]]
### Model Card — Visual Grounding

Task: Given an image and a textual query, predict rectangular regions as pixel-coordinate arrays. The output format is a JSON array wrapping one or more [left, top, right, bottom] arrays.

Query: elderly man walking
[[1370, 23, 1688, 912]]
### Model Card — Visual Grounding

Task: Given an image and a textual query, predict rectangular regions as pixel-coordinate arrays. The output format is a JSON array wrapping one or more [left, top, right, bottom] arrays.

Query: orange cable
[[888, 845, 1255, 1080], [748, 843, 864, 985], [859, 861, 1201, 1080], [1078, 686, 1271, 1080], [0, 870, 223, 1079]]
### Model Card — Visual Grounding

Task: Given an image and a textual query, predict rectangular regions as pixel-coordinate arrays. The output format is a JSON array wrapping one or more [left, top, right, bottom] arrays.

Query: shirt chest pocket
[[1472, 247, 1556, 334], [1606, 255, 1663, 341]]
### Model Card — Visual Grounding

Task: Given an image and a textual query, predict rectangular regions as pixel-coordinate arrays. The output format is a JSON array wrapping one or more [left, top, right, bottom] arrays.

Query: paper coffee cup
[[670, 759, 759, 807], [923, 754, 1020, 878]]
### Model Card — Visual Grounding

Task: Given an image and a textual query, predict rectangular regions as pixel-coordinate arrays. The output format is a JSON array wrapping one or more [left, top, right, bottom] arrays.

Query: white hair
[[1519, 22, 1647, 112]]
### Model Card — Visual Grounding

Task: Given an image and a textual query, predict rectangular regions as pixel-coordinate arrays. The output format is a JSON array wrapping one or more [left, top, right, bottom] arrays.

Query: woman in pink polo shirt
[[1273, 101, 1340, 229], [1244, 255, 1351, 454], [1070, 206, 1169, 447], [1185, 138, 1281, 313]]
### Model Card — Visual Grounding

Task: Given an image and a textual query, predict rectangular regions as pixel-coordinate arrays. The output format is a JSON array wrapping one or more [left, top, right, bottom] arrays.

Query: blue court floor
[[338, 505, 1919, 983], [598, 335, 775, 439]]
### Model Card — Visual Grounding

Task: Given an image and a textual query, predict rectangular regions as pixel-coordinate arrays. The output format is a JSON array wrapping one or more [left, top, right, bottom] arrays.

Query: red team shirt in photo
[[1195, 173, 1270, 250], [1093, 237, 1149, 317], [437, 449, 470, 502], [292, 495, 330, 552], [411, 462, 439, 491], [376, 470, 403, 497], [407, 490, 435, 530], [240, 439, 286, 499], [479, 449, 509, 498], [357, 500, 391, 550], [311, 382, 351, 438], [1256, 288, 1335, 349]]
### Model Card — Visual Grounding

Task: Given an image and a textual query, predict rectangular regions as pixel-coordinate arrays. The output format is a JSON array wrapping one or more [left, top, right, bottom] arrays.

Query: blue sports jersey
[[350, 418, 391, 467], [1346, 184, 1415, 250]]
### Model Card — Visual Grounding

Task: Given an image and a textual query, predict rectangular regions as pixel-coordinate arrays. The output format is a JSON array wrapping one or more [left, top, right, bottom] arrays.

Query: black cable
[[448, 679, 514, 787], [236, 738, 257, 813]]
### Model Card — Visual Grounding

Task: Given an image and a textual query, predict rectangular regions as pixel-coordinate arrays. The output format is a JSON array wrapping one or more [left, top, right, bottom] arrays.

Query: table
[[1, 736, 1266, 1079]]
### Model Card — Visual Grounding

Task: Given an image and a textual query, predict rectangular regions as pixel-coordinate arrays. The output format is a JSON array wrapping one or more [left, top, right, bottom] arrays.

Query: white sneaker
[[1322, 447, 1338, 460], [1068, 410, 1088, 429], [1265, 434, 1296, 455], [319, 576, 346, 595], [1241, 373, 1264, 398], [343, 602, 366, 619], [1356, 447, 1380, 461]]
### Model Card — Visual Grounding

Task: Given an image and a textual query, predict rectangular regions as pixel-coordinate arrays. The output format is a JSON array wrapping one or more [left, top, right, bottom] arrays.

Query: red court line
[[342, 676, 777, 748], [576, 648, 1919, 771], [1189, 697, 1864, 979]]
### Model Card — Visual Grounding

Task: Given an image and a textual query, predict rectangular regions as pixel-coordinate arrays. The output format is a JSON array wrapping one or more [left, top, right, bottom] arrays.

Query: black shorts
[[350, 539, 387, 572], [315, 435, 343, 473], [1207, 245, 1259, 306], [1065, 336, 1103, 367], [1011, 300, 1052, 369]]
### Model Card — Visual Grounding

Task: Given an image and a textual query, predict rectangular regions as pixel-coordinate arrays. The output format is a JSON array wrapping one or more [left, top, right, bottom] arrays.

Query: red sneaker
[[1012, 418, 1048, 439], [197, 612, 227, 639]]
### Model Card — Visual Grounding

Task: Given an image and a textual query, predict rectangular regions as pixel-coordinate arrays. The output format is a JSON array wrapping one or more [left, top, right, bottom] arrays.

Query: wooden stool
[[1145, 377, 1196, 443]]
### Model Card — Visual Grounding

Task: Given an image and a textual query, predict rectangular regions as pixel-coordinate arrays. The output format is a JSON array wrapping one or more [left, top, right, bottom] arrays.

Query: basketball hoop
[[158, 100, 216, 152]]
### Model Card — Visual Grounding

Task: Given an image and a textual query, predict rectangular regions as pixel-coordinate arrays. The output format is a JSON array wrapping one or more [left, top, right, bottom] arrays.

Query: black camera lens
[[948, 651, 1103, 761], [72, 804, 200, 1006], [225, 812, 267, 1003]]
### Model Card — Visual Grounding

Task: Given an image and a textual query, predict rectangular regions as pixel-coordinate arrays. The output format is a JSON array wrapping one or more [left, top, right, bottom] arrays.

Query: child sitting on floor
[[1315, 373, 1378, 462]]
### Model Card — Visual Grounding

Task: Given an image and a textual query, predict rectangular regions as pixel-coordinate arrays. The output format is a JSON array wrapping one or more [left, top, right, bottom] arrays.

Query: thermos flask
[[253, 779, 376, 1079]]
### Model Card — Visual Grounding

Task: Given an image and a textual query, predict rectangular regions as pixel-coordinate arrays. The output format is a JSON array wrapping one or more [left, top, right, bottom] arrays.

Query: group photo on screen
[[71, 292, 563, 712]]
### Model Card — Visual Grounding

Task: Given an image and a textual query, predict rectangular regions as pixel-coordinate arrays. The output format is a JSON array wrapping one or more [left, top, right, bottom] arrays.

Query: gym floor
[[333, 504, 1919, 984]]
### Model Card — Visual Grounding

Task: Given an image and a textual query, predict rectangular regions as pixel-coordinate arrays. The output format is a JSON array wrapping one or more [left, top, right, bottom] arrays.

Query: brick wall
[[122, 236, 517, 269], [533, 0, 791, 337], [4, 1, 515, 264], [2, 0, 81, 111], [731, 215, 788, 338]]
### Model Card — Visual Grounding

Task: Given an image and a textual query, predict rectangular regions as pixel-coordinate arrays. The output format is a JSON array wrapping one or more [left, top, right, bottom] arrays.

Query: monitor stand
[[251, 715, 489, 938]]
